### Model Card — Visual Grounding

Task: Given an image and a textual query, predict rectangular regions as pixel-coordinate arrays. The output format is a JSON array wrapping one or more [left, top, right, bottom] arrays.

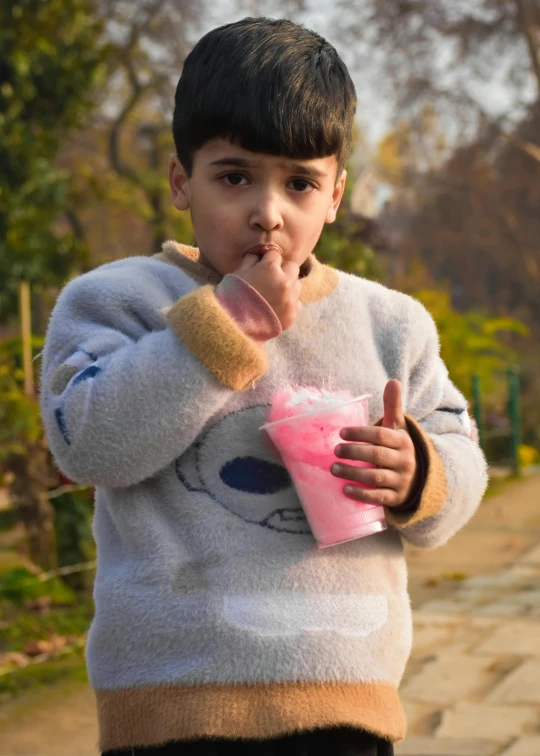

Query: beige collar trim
[[154, 241, 339, 304]]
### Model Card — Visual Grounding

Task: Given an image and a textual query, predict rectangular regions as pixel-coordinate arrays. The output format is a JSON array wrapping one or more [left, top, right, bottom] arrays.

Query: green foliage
[[0, 597, 92, 699], [0, 568, 75, 606], [414, 288, 529, 399], [0, 0, 108, 321], [0, 598, 92, 651], [52, 488, 95, 590], [314, 175, 381, 280], [0, 336, 42, 461], [519, 444, 540, 468], [0, 649, 88, 699]]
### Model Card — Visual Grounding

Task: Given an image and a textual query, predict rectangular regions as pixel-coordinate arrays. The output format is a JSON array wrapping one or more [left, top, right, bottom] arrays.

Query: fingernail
[[331, 464, 342, 474], [340, 430, 349, 440]]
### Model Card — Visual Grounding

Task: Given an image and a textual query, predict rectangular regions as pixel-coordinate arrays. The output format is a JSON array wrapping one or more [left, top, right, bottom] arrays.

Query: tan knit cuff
[[166, 285, 269, 391], [385, 414, 447, 528], [96, 680, 406, 750]]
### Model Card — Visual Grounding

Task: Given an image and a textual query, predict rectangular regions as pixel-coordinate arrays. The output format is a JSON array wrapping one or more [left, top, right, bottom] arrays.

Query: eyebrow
[[208, 156, 327, 179]]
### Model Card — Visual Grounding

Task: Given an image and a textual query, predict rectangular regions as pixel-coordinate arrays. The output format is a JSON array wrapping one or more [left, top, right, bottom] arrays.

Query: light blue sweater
[[40, 242, 488, 750]]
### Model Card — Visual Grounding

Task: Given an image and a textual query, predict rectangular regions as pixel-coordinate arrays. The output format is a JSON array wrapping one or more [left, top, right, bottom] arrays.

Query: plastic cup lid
[[259, 393, 372, 432]]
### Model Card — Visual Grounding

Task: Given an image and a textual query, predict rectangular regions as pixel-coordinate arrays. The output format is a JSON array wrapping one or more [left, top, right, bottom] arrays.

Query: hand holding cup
[[332, 380, 419, 508]]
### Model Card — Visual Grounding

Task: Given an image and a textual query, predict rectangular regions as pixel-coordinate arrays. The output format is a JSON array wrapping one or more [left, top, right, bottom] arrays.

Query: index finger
[[339, 425, 405, 450]]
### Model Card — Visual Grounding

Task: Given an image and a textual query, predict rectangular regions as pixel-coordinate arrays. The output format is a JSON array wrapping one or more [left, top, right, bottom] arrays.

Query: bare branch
[[515, 0, 540, 95], [64, 209, 86, 243], [107, 57, 152, 185], [492, 118, 540, 163]]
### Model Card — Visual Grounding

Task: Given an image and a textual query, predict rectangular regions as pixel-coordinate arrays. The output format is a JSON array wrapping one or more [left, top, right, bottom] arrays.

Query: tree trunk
[[516, 0, 540, 99], [7, 440, 59, 571]]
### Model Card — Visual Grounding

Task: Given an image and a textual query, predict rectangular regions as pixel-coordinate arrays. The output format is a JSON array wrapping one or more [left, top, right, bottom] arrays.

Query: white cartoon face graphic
[[175, 405, 311, 535]]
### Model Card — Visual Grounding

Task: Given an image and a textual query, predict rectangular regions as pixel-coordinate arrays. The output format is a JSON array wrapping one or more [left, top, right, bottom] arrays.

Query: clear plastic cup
[[260, 395, 387, 548]]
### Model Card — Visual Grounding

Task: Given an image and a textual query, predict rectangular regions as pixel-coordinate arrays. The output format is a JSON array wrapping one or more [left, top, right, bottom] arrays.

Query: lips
[[245, 244, 282, 257]]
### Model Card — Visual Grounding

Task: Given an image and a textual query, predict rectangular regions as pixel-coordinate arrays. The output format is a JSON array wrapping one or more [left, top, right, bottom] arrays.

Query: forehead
[[195, 138, 338, 178]]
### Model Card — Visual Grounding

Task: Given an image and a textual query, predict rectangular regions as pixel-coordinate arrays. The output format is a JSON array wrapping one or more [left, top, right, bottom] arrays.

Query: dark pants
[[103, 727, 394, 756]]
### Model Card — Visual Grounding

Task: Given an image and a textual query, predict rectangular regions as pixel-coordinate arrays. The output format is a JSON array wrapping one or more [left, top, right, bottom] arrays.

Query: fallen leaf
[[0, 651, 29, 669], [23, 634, 67, 657], [24, 595, 52, 615], [441, 571, 468, 581], [502, 538, 520, 550]]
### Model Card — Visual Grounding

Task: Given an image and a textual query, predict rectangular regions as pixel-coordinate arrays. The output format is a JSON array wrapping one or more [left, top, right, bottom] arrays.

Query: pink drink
[[260, 389, 387, 548]]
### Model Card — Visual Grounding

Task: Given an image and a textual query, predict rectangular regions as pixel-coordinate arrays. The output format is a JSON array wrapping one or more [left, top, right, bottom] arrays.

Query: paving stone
[[463, 573, 526, 589], [394, 736, 500, 755], [413, 612, 464, 625], [508, 590, 540, 608], [455, 586, 499, 604], [471, 601, 527, 617], [500, 737, 540, 755], [520, 544, 540, 565], [470, 615, 502, 628], [418, 599, 472, 614], [410, 623, 455, 653], [435, 702, 538, 742], [475, 620, 540, 656], [488, 659, 540, 704], [400, 647, 496, 706], [402, 700, 439, 734], [510, 565, 540, 578]]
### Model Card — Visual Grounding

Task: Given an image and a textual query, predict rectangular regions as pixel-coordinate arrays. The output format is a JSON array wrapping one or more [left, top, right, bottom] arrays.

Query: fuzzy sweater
[[40, 241, 488, 750]]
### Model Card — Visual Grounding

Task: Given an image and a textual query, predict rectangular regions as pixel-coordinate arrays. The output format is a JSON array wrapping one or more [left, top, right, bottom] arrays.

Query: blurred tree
[[0, 337, 60, 570], [335, 0, 540, 159], [375, 106, 448, 190], [315, 172, 383, 280], [413, 288, 528, 401], [0, 0, 108, 324], [78, 0, 200, 255], [380, 112, 540, 326], [0, 0, 107, 567]]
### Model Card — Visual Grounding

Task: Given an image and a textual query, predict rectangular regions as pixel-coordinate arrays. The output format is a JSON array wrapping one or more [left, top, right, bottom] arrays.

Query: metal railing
[[472, 367, 522, 474]]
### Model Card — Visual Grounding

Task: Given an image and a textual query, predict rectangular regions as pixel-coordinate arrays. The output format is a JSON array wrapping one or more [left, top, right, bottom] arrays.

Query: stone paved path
[[1, 474, 540, 756], [396, 475, 540, 756]]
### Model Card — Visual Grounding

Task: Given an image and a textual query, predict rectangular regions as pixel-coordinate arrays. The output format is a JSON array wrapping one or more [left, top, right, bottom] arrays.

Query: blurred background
[[1, 1, 540, 753]]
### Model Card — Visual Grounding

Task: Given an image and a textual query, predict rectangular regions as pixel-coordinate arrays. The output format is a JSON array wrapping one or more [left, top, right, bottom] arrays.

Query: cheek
[[292, 203, 328, 245], [191, 197, 238, 240]]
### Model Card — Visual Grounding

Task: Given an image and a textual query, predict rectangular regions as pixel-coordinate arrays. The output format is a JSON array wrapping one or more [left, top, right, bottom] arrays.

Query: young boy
[[40, 17, 488, 756]]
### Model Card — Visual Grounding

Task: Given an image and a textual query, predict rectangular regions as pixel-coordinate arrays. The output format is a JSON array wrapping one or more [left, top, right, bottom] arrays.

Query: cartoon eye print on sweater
[[175, 405, 311, 535], [49, 350, 102, 445], [438, 406, 472, 434]]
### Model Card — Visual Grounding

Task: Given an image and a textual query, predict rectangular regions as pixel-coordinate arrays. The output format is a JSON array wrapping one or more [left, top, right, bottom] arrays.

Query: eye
[[288, 179, 316, 193], [223, 173, 248, 186]]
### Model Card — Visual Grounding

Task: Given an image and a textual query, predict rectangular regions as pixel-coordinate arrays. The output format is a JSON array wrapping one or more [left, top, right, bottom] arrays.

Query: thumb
[[236, 253, 261, 272], [382, 379, 407, 431]]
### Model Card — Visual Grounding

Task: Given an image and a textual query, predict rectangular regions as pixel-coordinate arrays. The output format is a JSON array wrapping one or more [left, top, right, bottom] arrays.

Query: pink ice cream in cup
[[260, 387, 387, 548]]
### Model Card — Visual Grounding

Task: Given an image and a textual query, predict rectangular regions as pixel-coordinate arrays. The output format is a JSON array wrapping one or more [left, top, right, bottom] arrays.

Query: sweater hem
[[95, 680, 406, 750]]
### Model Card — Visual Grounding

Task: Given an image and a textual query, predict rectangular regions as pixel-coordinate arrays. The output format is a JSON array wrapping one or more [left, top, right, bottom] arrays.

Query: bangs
[[184, 65, 348, 163], [173, 18, 356, 175]]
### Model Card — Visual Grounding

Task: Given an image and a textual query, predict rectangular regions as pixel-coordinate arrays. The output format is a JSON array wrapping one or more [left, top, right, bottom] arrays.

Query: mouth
[[245, 244, 282, 257]]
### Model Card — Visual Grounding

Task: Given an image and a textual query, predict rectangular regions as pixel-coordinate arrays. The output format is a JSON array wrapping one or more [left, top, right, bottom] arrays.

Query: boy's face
[[168, 138, 347, 275]]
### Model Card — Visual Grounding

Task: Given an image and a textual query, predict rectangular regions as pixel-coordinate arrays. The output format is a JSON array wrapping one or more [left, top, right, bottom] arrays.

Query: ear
[[325, 169, 347, 224], [169, 154, 190, 211]]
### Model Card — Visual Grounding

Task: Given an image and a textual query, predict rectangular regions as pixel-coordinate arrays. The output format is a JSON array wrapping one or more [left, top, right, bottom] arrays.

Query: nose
[[249, 189, 284, 232]]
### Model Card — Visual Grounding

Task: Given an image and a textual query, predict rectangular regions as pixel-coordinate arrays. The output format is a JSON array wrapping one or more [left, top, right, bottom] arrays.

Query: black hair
[[172, 17, 357, 177]]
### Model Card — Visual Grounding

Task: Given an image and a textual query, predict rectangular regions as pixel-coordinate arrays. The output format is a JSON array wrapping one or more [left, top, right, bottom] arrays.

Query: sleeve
[[384, 299, 489, 549], [40, 265, 280, 489]]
